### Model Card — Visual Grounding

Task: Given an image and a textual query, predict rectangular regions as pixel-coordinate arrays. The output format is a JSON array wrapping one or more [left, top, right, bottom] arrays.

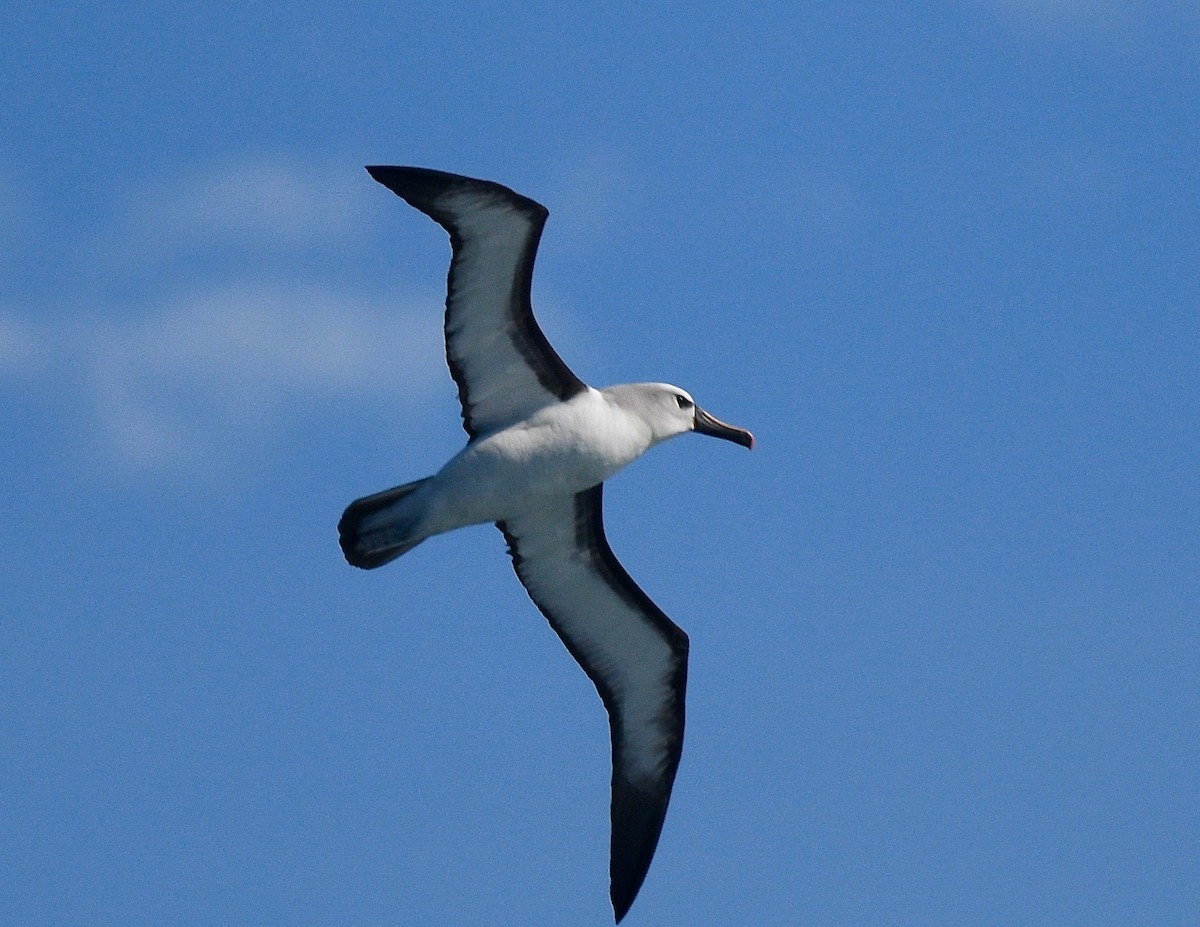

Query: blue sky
[[3, 3, 1197, 924]]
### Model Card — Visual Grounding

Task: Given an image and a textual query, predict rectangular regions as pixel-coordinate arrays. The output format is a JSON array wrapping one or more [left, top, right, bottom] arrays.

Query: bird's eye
[[676, 395, 692, 409]]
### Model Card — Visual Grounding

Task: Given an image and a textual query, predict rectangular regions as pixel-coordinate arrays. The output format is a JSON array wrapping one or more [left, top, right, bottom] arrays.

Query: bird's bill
[[693, 406, 755, 449]]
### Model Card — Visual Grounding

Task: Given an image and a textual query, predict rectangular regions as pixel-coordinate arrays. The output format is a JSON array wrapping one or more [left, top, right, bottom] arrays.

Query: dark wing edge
[[576, 486, 689, 922], [366, 166, 587, 438], [498, 485, 689, 923]]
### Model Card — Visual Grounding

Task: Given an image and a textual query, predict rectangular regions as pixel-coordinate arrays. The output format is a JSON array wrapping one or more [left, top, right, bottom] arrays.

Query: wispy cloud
[[3, 155, 444, 476], [86, 285, 441, 470], [116, 153, 377, 257]]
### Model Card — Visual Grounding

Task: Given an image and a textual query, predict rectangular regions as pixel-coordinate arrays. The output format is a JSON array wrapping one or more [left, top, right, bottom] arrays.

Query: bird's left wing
[[367, 166, 587, 439], [498, 485, 688, 923]]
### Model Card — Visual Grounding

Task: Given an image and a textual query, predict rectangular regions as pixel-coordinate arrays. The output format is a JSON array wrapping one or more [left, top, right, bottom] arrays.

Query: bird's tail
[[338, 477, 432, 569]]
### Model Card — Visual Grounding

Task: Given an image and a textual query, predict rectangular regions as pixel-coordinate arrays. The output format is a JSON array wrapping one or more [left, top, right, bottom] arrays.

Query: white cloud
[[3, 287, 443, 472], [121, 284, 437, 396], [2, 153, 446, 476], [117, 153, 377, 255], [86, 285, 443, 470]]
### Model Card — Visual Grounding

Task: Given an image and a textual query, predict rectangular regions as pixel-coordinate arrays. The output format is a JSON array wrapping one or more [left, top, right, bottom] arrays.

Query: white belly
[[422, 389, 651, 533]]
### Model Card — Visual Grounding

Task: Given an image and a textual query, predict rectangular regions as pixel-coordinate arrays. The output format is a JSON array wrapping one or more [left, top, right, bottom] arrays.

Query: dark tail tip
[[337, 525, 411, 570], [338, 478, 429, 569]]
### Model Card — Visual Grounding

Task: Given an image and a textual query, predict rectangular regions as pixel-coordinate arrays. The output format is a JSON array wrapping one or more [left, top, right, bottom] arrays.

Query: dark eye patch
[[676, 395, 693, 409]]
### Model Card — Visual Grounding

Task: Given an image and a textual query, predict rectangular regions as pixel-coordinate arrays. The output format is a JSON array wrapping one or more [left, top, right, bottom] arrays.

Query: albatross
[[338, 166, 753, 922]]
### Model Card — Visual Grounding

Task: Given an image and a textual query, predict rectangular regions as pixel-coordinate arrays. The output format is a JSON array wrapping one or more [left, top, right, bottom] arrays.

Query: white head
[[603, 383, 755, 449]]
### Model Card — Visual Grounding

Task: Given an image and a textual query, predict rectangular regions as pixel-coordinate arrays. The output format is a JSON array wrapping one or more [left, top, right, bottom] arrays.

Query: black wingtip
[[611, 870, 640, 923], [610, 848, 653, 923], [365, 164, 412, 183], [365, 164, 433, 193], [609, 773, 675, 924], [364, 166, 484, 223], [365, 164, 468, 191], [364, 166, 549, 224]]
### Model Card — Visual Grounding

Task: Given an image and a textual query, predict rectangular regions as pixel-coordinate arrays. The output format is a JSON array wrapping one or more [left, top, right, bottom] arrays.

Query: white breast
[[422, 389, 654, 533]]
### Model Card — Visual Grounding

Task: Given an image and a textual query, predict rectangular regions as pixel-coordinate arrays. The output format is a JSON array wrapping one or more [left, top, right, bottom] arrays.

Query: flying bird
[[339, 166, 753, 922]]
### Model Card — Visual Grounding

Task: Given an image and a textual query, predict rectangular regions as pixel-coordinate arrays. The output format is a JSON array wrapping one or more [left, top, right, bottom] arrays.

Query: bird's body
[[346, 384, 695, 558], [339, 166, 752, 922]]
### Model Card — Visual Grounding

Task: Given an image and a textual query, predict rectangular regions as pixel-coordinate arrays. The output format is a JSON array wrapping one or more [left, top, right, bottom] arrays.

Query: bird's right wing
[[367, 166, 587, 439], [498, 485, 689, 923]]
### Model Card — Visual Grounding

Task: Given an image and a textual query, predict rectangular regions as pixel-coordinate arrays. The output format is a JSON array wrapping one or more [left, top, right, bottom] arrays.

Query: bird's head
[[617, 383, 755, 449]]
